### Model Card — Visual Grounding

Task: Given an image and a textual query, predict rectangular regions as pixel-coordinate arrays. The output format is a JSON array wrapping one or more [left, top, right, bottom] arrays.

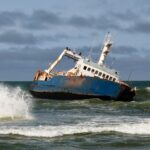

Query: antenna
[[127, 70, 134, 87], [87, 34, 98, 61], [110, 57, 116, 68], [128, 70, 132, 81], [87, 46, 93, 61]]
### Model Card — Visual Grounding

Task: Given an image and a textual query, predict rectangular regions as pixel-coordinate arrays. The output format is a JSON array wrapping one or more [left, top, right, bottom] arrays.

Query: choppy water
[[0, 81, 150, 150]]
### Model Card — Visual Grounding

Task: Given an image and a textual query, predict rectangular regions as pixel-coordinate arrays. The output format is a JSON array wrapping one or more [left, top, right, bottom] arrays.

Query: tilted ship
[[30, 33, 136, 101]]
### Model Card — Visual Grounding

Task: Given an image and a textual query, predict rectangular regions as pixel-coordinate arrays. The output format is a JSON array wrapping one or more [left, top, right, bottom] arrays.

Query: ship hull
[[30, 76, 135, 101]]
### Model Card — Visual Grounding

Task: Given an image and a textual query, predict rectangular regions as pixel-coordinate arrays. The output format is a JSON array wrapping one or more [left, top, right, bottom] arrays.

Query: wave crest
[[146, 87, 150, 92], [0, 84, 33, 120], [0, 119, 150, 137]]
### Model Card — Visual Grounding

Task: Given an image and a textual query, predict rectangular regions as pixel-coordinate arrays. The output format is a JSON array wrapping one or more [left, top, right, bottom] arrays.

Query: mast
[[98, 32, 113, 66]]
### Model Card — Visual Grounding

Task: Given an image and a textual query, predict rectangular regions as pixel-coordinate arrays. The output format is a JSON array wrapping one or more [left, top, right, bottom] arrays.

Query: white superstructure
[[37, 33, 120, 82], [72, 58, 119, 82]]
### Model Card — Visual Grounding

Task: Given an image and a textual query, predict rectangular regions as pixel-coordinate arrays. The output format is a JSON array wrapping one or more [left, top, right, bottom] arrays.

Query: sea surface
[[0, 81, 150, 150]]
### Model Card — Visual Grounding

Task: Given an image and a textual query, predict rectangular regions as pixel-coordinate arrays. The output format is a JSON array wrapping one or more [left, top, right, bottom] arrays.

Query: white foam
[[146, 87, 150, 92], [0, 84, 33, 120], [0, 119, 150, 137]]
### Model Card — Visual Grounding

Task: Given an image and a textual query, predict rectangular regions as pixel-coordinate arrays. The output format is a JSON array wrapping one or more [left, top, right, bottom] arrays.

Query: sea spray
[[0, 84, 33, 120]]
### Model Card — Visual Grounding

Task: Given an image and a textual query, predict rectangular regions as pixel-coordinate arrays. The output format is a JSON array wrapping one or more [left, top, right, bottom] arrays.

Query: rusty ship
[[30, 33, 136, 101]]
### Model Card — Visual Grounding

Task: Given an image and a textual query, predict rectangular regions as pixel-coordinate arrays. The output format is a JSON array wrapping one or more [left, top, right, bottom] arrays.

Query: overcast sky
[[0, 0, 150, 81]]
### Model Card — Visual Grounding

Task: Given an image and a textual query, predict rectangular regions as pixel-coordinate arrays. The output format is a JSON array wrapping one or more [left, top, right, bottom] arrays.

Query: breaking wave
[[146, 87, 150, 92], [0, 84, 33, 120], [0, 119, 150, 137]]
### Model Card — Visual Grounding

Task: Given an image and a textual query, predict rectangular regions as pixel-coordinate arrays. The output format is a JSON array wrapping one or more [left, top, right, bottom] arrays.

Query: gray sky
[[0, 0, 150, 81]]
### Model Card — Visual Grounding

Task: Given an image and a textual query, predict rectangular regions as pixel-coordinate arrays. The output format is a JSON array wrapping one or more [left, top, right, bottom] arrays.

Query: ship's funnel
[[98, 32, 112, 66]]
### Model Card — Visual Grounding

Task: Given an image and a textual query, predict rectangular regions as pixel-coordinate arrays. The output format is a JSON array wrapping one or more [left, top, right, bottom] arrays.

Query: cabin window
[[113, 78, 116, 81], [109, 77, 112, 80], [91, 69, 95, 73], [87, 67, 91, 71], [83, 66, 87, 70], [95, 70, 98, 75], [99, 72, 102, 76], [106, 75, 109, 79], [102, 74, 105, 78], [98, 72, 101, 76]]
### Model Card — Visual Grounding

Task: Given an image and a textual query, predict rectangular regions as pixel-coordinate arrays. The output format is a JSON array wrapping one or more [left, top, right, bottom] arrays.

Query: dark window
[[87, 67, 91, 71], [95, 70, 98, 75], [83, 66, 87, 70], [113, 78, 116, 81], [109, 77, 112, 80], [102, 74, 105, 78], [106, 75, 109, 79], [91, 69, 94, 73], [99, 72, 102, 76]]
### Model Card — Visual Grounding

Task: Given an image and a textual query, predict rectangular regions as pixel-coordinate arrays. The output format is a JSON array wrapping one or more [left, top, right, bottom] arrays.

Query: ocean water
[[0, 81, 150, 150]]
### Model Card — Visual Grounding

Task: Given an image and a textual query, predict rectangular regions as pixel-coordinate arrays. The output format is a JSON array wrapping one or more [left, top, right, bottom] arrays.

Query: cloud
[[68, 16, 94, 28], [0, 29, 88, 45], [0, 46, 56, 61], [0, 10, 62, 30], [112, 45, 138, 55], [121, 9, 150, 33], [0, 8, 149, 36], [23, 10, 62, 30], [112, 54, 150, 80], [110, 10, 139, 22], [32, 10, 61, 24], [0, 30, 38, 45], [0, 11, 26, 28], [128, 21, 150, 33], [0, 10, 128, 31], [0, 9, 148, 35], [66, 14, 122, 31]]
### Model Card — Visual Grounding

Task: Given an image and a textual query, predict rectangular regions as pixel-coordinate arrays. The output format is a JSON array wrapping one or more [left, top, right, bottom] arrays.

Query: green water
[[0, 81, 150, 150]]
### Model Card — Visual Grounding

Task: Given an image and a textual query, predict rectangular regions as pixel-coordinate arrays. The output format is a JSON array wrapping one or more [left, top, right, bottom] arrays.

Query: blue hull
[[30, 76, 135, 101]]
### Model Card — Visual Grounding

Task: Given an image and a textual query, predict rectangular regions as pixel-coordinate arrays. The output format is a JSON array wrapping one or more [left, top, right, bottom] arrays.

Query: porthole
[[102, 74, 105, 78], [109, 77, 112, 80], [99, 72, 102, 76], [87, 67, 91, 71], [83, 66, 87, 70], [113, 78, 116, 81], [91, 69, 94, 73], [95, 70, 98, 75], [106, 75, 109, 79]]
